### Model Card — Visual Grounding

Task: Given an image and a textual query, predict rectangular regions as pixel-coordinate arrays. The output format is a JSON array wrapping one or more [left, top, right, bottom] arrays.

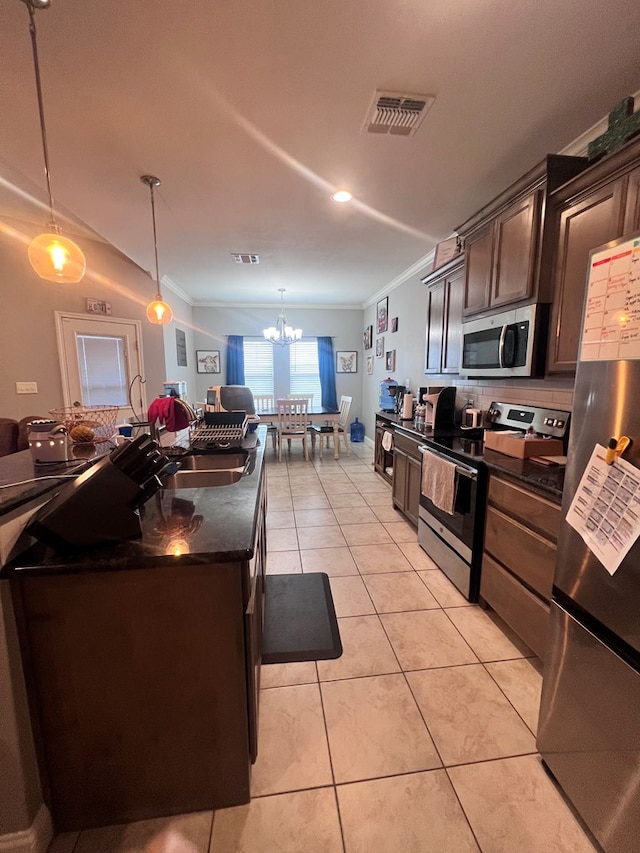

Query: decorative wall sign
[[376, 297, 388, 333], [385, 350, 396, 371], [433, 235, 463, 271], [196, 350, 220, 373], [86, 297, 112, 315], [588, 97, 640, 160], [363, 324, 373, 350], [176, 328, 187, 367], [366, 355, 374, 375], [376, 336, 384, 357], [336, 351, 357, 373]]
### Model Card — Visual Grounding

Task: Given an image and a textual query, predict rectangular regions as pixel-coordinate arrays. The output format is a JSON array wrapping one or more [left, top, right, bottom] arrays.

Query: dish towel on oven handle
[[421, 449, 458, 515]]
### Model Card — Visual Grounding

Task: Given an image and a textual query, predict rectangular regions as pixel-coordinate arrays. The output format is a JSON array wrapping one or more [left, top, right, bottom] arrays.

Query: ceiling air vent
[[363, 90, 435, 136], [231, 253, 260, 264]]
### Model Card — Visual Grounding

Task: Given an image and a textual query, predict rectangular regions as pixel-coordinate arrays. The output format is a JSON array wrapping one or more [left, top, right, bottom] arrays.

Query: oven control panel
[[485, 402, 570, 440]]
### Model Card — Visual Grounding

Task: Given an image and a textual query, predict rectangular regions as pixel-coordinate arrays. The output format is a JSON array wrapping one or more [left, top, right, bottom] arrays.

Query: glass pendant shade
[[28, 231, 86, 283], [146, 297, 174, 325], [140, 174, 173, 326], [22, 1, 87, 284]]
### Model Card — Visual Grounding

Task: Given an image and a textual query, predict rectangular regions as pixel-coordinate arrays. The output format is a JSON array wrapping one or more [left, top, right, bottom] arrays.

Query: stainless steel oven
[[418, 443, 487, 602]]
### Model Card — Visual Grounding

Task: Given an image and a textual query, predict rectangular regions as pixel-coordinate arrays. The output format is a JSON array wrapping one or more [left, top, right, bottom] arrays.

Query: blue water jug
[[350, 417, 365, 443]]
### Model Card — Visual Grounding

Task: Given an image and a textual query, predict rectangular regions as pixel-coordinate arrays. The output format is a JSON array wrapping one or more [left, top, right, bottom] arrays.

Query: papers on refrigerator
[[580, 236, 640, 362], [566, 444, 640, 575]]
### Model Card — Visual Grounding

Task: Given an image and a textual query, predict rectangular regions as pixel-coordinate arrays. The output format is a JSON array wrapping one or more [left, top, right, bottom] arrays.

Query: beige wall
[[0, 216, 166, 422], [0, 216, 172, 841]]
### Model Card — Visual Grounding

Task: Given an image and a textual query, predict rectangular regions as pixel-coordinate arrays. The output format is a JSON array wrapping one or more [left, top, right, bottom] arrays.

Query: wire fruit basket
[[49, 405, 119, 444]]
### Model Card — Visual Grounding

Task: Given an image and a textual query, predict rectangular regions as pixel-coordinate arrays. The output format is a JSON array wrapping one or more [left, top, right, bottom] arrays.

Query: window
[[77, 335, 128, 406], [243, 339, 274, 394], [289, 340, 321, 400]]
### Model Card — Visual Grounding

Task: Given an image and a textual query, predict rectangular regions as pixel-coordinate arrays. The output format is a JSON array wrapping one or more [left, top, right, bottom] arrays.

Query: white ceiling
[[2, 0, 640, 309]]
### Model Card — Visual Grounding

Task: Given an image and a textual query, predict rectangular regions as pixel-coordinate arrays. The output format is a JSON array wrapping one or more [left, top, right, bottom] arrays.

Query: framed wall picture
[[376, 336, 384, 358], [363, 324, 373, 350], [196, 350, 221, 374], [336, 351, 357, 373], [385, 350, 396, 372], [175, 328, 187, 367], [376, 297, 388, 333], [366, 355, 374, 375], [391, 317, 398, 333]]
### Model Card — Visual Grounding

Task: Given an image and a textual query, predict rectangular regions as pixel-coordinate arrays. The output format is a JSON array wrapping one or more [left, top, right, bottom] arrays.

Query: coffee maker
[[389, 384, 406, 416], [417, 386, 456, 430]]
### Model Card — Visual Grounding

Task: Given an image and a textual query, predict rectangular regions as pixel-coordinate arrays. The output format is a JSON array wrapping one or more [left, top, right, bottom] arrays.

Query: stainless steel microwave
[[460, 303, 547, 378]]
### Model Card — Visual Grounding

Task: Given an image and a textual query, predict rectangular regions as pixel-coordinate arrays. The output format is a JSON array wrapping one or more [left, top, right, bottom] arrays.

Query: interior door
[[55, 313, 146, 420]]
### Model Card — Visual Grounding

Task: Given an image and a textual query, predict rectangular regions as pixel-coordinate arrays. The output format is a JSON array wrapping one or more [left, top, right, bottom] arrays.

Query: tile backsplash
[[451, 376, 574, 417]]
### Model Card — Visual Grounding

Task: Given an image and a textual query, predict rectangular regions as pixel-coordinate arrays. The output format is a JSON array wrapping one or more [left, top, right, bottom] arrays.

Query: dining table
[[254, 405, 342, 459]]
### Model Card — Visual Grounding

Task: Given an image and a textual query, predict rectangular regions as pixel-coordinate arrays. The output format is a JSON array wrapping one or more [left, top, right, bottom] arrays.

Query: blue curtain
[[317, 336, 338, 410], [226, 335, 245, 385]]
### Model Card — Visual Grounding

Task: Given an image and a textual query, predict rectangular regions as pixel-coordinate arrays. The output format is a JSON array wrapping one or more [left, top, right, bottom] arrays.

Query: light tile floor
[[48, 442, 598, 853]]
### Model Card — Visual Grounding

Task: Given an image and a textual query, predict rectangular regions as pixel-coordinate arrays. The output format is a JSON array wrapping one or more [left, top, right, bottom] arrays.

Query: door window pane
[[290, 340, 321, 400], [77, 335, 128, 406], [244, 339, 274, 395]]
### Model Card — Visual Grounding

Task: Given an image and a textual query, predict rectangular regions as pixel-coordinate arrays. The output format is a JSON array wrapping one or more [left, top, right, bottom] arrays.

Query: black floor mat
[[262, 572, 342, 664]]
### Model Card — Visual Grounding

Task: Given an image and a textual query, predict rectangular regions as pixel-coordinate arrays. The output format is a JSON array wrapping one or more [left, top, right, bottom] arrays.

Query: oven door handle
[[418, 445, 478, 480]]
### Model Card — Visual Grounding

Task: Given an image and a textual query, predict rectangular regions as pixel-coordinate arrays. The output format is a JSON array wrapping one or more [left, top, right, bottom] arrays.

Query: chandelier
[[263, 288, 302, 346], [22, 0, 86, 283], [140, 175, 173, 325]]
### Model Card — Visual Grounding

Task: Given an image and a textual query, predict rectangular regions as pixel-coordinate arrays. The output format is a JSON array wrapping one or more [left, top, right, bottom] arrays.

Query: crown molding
[[363, 247, 437, 309], [193, 300, 363, 310], [160, 275, 194, 306]]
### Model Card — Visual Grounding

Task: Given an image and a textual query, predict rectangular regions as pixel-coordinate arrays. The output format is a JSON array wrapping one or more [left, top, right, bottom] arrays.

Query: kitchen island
[[2, 428, 267, 832]]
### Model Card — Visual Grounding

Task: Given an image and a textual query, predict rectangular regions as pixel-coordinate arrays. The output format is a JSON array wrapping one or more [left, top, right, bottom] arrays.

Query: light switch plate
[[16, 381, 38, 394]]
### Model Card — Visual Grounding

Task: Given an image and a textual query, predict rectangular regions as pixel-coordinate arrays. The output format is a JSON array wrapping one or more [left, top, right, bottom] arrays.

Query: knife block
[[28, 455, 146, 550]]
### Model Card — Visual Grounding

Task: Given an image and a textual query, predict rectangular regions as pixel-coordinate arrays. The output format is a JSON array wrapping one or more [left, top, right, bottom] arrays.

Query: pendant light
[[263, 288, 302, 346], [21, 0, 86, 283], [140, 175, 173, 326]]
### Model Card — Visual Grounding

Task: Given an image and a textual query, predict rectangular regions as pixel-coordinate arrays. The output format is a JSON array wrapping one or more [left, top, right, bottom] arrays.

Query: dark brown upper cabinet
[[546, 140, 640, 373], [456, 155, 588, 318], [422, 256, 464, 375]]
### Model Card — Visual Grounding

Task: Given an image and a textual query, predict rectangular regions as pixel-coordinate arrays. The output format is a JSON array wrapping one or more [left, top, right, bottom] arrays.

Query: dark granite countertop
[[377, 411, 564, 501], [3, 427, 267, 577], [0, 444, 114, 517], [482, 449, 564, 502]]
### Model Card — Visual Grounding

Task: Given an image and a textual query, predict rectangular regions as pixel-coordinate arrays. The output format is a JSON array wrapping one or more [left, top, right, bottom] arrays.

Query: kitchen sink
[[162, 469, 244, 488], [178, 452, 248, 471]]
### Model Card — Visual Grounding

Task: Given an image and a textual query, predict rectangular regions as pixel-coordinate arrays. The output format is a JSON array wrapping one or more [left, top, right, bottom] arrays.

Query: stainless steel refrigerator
[[538, 232, 640, 853]]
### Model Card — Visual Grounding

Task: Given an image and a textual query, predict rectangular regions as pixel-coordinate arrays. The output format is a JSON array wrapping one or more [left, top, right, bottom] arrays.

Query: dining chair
[[287, 393, 313, 405], [310, 395, 352, 457], [276, 398, 310, 461], [253, 394, 277, 450]]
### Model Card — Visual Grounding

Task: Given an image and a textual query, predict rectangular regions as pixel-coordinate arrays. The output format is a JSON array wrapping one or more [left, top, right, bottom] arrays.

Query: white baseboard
[[0, 805, 53, 853]]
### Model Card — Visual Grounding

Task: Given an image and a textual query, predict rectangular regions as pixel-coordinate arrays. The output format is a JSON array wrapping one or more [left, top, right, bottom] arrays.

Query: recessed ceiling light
[[331, 190, 352, 203]]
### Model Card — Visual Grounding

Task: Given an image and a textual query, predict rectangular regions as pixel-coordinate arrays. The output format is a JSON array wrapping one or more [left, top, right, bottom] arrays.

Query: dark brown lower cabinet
[[391, 431, 422, 527], [12, 484, 267, 832], [480, 473, 560, 659], [374, 418, 394, 484]]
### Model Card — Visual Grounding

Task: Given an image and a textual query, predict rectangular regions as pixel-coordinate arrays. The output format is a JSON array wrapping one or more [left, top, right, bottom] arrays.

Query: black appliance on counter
[[27, 435, 170, 549], [418, 386, 456, 429], [416, 401, 570, 602]]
